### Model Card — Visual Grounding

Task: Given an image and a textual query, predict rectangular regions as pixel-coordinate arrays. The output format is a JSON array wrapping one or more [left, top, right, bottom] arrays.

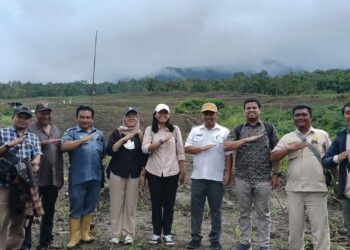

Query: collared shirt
[[185, 123, 231, 182], [61, 126, 105, 185], [0, 126, 42, 161], [228, 121, 278, 182], [28, 122, 64, 188], [142, 125, 185, 177], [332, 130, 350, 198], [273, 127, 331, 192]]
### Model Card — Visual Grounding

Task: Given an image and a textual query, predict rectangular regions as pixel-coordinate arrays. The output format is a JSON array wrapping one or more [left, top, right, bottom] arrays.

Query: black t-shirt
[[106, 130, 148, 178]]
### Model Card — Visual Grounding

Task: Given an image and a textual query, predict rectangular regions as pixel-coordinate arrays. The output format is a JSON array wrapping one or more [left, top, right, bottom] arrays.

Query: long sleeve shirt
[[142, 125, 185, 177]]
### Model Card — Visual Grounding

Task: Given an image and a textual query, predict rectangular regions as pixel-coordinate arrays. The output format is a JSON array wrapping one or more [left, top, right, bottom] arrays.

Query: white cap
[[155, 104, 170, 113]]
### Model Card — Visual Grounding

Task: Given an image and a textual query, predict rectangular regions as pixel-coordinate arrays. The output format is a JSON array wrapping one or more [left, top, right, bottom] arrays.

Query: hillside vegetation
[[1, 68, 350, 98]]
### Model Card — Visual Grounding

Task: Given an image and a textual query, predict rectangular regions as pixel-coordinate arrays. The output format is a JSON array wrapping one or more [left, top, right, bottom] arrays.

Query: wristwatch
[[273, 172, 282, 177], [4, 143, 11, 151]]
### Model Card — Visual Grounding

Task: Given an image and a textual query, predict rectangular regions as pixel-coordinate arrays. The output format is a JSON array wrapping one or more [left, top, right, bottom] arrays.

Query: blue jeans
[[190, 179, 223, 243], [68, 180, 101, 218]]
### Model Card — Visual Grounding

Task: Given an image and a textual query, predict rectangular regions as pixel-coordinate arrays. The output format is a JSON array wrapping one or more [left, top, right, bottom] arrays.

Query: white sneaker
[[124, 235, 133, 245], [110, 237, 120, 245], [164, 235, 174, 247], [149, 234, 161, 244]]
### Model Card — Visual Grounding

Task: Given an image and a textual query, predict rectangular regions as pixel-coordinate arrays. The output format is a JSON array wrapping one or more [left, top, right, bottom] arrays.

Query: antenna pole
[[91, 30, 98, 106]]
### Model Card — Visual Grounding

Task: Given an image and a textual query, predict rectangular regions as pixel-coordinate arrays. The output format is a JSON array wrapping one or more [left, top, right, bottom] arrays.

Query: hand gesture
[[159, 134, 174, 145], [200, 144, 216, 151], [42, 139, 61, 145], [286, 141, 307, 151], [80, 132, 97, 143], [244, 134, 264, 143], [123, 132, 137, 142], [163, 134, 174, 143], [337, 149, 350, 162], [8, 135, 26, 147]]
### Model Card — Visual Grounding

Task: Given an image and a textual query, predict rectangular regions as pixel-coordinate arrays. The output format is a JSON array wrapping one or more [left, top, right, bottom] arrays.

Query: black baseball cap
[[13, 106, 32, 117], [123, 107, 138, 116]]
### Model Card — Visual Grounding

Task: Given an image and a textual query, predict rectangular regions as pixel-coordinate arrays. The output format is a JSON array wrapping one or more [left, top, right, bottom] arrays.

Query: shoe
[[110, 238, 120, 245], [210, 241, 222, 250], [124, 235, 133, 245], [186, 239, 201, 249], [37, 246, 48, 250], [48, 242, 62, 249], [149, 234, 161, 245], [260, 247, 269, 250], [232, 243, 251, 250], [163, 235, 174, 247]]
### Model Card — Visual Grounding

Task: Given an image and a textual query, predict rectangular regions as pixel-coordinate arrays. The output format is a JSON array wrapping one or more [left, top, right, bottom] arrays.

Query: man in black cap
[[0, 106, 42, 250], [24, 102, 63, 250]]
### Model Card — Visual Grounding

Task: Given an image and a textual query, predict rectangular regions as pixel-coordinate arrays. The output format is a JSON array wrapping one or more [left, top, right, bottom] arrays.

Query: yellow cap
[[201, 102, 218, 113]]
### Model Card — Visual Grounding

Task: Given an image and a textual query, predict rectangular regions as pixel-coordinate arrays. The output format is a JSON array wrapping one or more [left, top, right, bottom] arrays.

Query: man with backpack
[[0, 106, 42, 250], [224, 98, 280, 250], [270, 104, 331, 250]]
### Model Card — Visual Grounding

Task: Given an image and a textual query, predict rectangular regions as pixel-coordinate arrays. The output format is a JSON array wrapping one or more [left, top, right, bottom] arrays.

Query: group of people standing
[[0, 98, 349, 250]]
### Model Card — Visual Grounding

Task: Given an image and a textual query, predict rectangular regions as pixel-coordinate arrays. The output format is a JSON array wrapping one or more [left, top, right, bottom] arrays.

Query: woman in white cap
[[142, 103, 185, 247], [106, 107, 147, 245]]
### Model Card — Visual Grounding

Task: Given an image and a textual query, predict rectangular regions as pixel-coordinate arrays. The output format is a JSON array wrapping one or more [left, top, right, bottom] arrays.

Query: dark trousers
[[39, 186, 59, 246], [21, 186, 59, 249], [343, 197, 350, 239], [21, 217, 33, 249], [191, 179, 223, 243], [146, 171, 179, 235]]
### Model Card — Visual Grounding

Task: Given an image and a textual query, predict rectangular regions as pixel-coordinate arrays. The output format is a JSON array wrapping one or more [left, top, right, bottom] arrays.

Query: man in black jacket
[[322, 102, 350, 240]]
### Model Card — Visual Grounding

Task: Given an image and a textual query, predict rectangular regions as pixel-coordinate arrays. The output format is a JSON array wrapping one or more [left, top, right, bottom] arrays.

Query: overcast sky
[[1, 0, 350, 83]]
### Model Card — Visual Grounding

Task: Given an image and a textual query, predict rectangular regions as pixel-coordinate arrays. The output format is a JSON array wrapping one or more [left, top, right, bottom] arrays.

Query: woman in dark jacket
[[106, 107, 147, 245]]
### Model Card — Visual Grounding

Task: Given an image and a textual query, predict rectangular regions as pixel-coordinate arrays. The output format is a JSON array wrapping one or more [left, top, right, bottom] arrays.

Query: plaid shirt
[[0, 127, 42, 161]]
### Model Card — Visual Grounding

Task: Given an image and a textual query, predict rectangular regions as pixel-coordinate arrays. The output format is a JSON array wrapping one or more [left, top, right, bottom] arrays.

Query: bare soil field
[[2, 92, 350, 249]]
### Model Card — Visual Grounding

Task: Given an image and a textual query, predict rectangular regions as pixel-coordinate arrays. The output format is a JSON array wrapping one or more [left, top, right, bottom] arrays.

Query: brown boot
[[67, 218, 81, 248], [81, 213, 95, 243]]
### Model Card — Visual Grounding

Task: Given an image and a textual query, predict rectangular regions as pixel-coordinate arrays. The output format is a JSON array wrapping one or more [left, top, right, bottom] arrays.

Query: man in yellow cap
[[185, 102, 232, 250]]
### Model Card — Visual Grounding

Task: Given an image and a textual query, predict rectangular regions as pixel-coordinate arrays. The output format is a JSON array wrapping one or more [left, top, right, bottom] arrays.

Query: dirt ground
[[30, 164, 350, 250], [5, 92, 350, 249]]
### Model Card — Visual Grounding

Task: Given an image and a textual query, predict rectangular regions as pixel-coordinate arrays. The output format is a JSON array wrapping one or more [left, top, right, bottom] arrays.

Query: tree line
[[1, 68, 350, 98]]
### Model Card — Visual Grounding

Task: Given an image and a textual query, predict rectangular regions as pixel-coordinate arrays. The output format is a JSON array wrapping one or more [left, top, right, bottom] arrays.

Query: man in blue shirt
[[61, 105, 105, 249]]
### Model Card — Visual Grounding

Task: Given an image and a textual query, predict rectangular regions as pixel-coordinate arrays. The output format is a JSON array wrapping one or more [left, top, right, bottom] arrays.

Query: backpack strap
[[234, 124, 244, 140], [262, 121, 275, 150]]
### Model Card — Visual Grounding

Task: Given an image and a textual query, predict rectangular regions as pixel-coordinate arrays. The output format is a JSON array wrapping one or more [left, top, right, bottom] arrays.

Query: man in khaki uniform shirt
[[270, 104, 331, 250]]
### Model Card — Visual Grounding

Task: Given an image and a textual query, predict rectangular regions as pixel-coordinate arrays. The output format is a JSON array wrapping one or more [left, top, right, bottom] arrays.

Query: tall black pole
[[91, 30, 98, 106]]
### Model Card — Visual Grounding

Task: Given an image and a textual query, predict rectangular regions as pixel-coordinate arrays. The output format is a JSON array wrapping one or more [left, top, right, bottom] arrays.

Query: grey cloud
[[1, 0, 350, 82]]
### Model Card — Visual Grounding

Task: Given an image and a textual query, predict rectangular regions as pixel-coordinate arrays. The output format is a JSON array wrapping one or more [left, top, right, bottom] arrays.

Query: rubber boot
[[67, 217, 81, 248], [81, 213, 95, 243]]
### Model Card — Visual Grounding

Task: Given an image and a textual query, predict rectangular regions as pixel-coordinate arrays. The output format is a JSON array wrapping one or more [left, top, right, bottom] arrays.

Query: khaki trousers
[[0, 188, 26, 250], [109, 173, 139, 238], [286, 192, 330, 250]]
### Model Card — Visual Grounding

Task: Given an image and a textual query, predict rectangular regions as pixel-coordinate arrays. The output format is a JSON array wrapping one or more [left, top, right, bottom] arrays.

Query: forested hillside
[[1, 68, 350, 98]]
